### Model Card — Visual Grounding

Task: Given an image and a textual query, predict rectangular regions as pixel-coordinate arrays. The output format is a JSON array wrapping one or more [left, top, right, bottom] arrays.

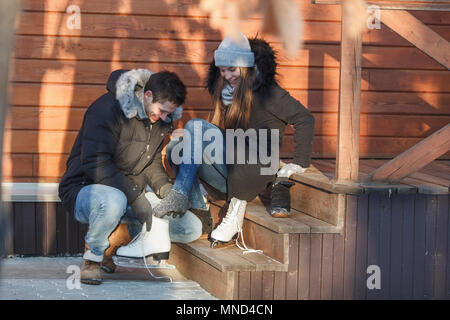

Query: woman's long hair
[[209, 67, 256, 130]]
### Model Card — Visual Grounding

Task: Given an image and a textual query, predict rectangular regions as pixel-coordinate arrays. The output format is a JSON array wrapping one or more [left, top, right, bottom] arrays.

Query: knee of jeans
[[185, 212, 203, 242], [101, 189, 127, 221]]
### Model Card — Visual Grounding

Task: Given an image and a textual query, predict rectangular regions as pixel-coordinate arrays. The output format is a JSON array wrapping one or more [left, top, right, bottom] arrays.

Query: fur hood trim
[[107, 69, 183, 122]]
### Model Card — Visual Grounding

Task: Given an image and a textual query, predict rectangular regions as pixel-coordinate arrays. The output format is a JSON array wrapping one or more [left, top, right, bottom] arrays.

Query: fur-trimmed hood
[[106, 69, 183, 123], [206, 37, 278, 97]]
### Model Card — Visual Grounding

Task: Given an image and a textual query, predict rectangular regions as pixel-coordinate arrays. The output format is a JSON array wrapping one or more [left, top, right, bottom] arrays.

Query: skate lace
[[220, 199, 263, 255], [140, 222, 173, 283]]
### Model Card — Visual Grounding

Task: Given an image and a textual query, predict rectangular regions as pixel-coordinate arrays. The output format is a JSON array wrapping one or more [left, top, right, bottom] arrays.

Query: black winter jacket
[[205, 38, 315, 202], [59, 69, 181, 215]]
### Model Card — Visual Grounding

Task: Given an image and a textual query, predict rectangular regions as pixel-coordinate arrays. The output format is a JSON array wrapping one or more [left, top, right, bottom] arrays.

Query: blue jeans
[[74, 184, 202, 256], [166, 119, 228, 208]]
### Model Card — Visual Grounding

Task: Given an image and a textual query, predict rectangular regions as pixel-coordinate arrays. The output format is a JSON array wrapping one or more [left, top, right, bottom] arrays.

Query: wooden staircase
[[167, 167, 343, 299]]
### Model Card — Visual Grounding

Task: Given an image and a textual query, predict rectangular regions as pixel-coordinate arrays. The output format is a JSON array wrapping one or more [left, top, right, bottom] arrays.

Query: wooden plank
[[290, 170, 362, 195], [35, 202, 57, 255], [286, 234, 299, 299], [22, 0, 450, 18], [354, 194, 369, 299], [313, 0, 450, 11], [262, 272, 275, 300], [447, 195, 450, 300], [421, 162, 450, 181], [178, 240, 255, 272], [273, 272, 287, 300], [1, 202, 14, 256], [2, 154, 33, 177], [290, 183, 340, 225], [8, 104, 450, 140], [309, 234, 323, 299], [238, 271, 251, 300], [246, 199, 311, 234], [343, 195, 358, 299], [332, 232, 345, 299], [413, 194, 427, 298], [366, 192, 382, 300], [10, 83, 450, 115], [368, 125, 450, 184], [250, 271, 263, 300], [242, 219, 289, 265], [168, 243, 237, 300], [389, 195, 404, 299], [290, 208, 343, 233], [297, 234, 311, 300], [3, 132, 448, 165], [56, 202, 69, 254], [68, 207, 81, 254], [18, 202, 36, 255], [400, 194, 416, 299], [12, 32, 450, 71], [434, 195, 449, 299], [424, 195, 438, 298], [378, 191, 392, 299], [321, 234, 334, 299], [12, 203, 23, 254], [380, 10, 450, 69], [335, 0, 362, 182]]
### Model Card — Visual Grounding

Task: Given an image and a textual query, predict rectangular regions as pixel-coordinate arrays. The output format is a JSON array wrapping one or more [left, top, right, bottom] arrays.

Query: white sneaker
[[115, 216, 171, 260], [210, 197, 247, 243]]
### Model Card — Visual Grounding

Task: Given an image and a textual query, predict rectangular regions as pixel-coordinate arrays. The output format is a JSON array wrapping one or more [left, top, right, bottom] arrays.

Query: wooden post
[[335, 0, 362, 182]]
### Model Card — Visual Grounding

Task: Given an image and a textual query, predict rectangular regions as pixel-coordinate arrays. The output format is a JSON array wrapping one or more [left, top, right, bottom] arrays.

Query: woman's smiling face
[[219, 66, 241, 88]]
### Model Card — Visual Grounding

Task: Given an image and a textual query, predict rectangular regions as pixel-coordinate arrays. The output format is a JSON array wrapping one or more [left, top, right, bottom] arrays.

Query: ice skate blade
[[208, 233, 238, 249], [113, 255, 176, 270]]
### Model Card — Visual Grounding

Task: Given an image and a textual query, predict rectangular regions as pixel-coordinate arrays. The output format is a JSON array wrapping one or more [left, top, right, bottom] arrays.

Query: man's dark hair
[[144, 71, 187, 106]]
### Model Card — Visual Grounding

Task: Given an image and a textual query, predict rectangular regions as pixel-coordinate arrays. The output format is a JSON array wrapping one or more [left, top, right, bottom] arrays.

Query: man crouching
[[58, 69, 202, 285]]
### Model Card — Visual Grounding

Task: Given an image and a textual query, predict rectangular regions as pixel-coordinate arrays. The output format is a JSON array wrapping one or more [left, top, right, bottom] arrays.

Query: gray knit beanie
[[214, 33, 255, 67]]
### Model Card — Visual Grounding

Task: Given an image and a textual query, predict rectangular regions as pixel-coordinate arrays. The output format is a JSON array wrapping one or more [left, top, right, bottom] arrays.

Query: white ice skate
[[209, 197, 263, 254], [114, 215, 174, 270]]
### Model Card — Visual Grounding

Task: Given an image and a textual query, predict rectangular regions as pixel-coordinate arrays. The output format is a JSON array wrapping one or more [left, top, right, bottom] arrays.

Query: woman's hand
[[277, 163, 306, 178]]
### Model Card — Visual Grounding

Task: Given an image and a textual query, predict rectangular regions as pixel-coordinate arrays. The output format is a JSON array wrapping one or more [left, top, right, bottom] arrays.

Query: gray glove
[[131, 191, 153, 231], [153, 189, 191, 218]]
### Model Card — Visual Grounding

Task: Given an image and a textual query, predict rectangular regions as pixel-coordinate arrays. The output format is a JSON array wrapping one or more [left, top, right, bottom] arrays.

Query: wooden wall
[[4, 0, 450, 182], [236, 193, 450, 300]]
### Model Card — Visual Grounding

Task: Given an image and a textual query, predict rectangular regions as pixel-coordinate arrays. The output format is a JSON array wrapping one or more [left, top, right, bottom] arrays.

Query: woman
[[153, 33, 315, 248]]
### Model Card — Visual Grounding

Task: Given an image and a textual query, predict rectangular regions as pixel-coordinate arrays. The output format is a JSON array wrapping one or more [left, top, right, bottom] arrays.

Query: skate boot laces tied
[[222, 198, 263, 255]]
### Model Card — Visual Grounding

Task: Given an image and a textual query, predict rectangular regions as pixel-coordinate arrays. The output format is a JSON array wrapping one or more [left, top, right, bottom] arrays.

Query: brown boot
[[102, 223, 131, 273], [81, 259, 102, 285]]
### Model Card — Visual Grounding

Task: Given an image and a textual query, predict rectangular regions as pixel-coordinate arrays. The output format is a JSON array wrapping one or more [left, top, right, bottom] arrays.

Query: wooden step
[[176, 239, 287, 272], [246, 198, 343, 234]]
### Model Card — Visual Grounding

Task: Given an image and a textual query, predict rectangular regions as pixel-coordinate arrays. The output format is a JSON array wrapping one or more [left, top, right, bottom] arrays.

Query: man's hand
[[131, 191, 153, 231], [158, 183, 173, 199], [277, 163, 306, 178]]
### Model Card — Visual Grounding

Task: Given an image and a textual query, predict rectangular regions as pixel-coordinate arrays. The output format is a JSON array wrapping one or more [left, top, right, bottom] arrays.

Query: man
[[58, 69, 201, 285]]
